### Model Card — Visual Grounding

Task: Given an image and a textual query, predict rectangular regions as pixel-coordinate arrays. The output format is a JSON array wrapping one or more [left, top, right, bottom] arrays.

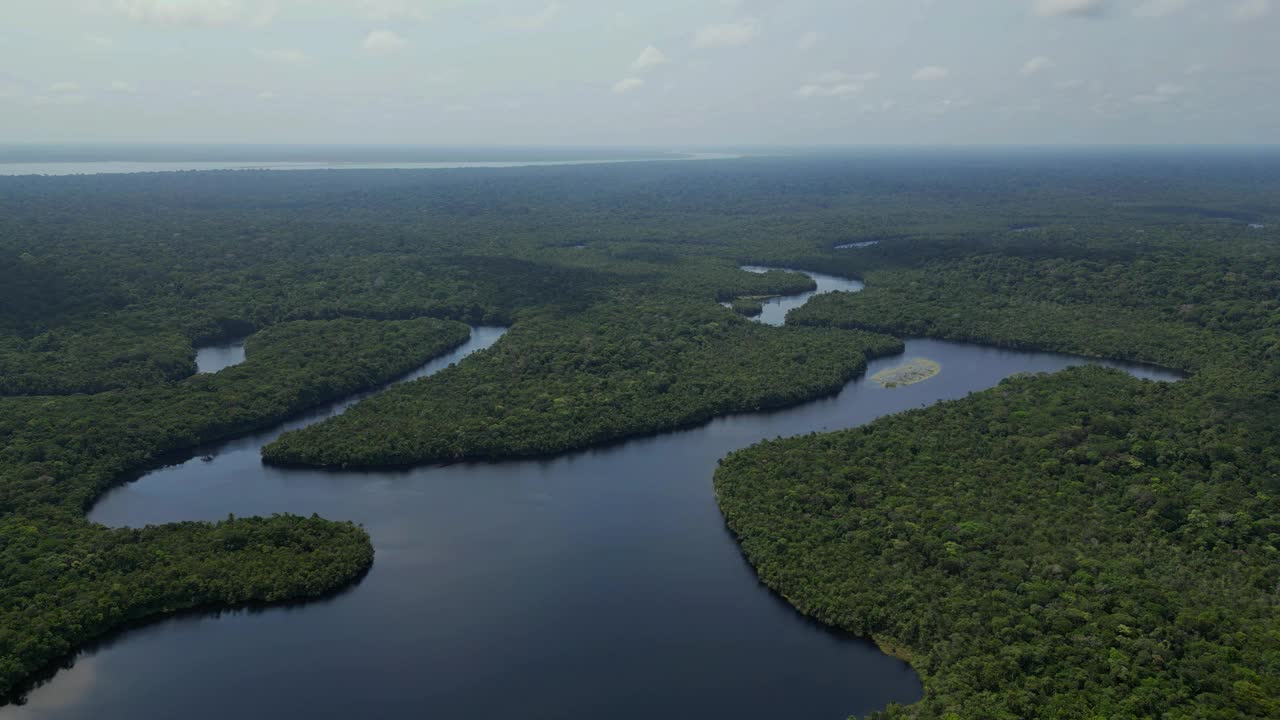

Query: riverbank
[[0, 318, 478, 705]]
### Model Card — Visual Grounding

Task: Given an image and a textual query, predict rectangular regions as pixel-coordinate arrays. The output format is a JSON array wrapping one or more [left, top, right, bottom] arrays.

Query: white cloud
[[693, 17, 760, 49], [110, 80, 139, 93], [255, 48, 309, 65], [612, 77, 644, 94], [84, 33, 115, 49], [30, 94, 91, 107], [499, 2, 562, 31], [362, 30, 408, 55], [796, 84, 858, 98], [250, 3, 278, 26], [112, 0, 274, 27], [1133, 0, 1190, 17], [1132, 82, 1187, 104], [926, 96, 975, 115], [797, 31, 819, 51], [797, 71, 877, 99], [356, 0, 437, 22], [913, 65, 950, 81], [1231, 0, 1271, 20], [258, 90, 277, 100], [631, 46, 668, 71], [1034, 0, 1107, 17], [24, 82, 90, 106], [1020, 56, 1055, 77]]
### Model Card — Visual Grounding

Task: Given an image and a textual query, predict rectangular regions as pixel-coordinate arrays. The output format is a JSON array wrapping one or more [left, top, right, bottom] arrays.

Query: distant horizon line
[[2, 142, 1278, 149]]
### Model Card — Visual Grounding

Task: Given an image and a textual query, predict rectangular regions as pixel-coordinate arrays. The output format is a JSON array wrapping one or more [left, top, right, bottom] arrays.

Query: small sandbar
[[871, 358, 941, 388]]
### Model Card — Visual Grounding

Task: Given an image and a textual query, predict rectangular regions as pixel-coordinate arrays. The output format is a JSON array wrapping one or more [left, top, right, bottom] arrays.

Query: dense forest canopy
[[1, 150, 1278, 716], [717, 367, 1279, 719], [262, 297, 902, 466]]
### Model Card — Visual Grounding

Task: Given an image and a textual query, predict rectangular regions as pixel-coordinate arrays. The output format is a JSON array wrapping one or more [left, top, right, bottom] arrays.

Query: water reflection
[[194, 340, 247, 374]]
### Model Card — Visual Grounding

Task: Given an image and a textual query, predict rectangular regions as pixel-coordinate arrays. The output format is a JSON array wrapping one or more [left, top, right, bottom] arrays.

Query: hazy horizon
[[3, 1, 1277, 146]]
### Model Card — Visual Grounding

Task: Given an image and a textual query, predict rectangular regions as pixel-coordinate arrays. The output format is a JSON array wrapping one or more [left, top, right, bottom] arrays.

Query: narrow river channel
[[7, 270, 1179, 720]]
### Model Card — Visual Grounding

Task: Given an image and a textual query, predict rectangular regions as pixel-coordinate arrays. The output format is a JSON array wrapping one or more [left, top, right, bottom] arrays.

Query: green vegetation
[[787, 261, 1238, 373], [871, 358, 941, 388], [263, 297, 901, 466], [714, 193, 1280, 718], [0, 317, 468, 699], [716, 368, 1280, 719], [0, 254, 607, 396], [0, 160, 847, 704], [730, 296, 768, 317], [1, 151, 1279, 713], [2, 514, 372, 699]]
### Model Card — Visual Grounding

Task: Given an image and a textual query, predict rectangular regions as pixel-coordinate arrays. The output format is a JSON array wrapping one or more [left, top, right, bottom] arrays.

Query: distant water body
[[0, 152, 741, 176], [194, 339, 247, 375]]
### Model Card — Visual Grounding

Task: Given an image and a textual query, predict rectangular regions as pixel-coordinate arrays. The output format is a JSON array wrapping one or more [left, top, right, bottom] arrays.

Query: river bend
[[8, 272, 1178, 720]]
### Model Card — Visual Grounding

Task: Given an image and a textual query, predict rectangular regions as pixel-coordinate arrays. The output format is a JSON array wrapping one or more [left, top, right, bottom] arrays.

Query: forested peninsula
[[262, 298, 901, 466], [0, 317, 470, 698], [718, 194, 1280, 718], [2, 151, 1278, 716], [717, 366, 1278, 718]]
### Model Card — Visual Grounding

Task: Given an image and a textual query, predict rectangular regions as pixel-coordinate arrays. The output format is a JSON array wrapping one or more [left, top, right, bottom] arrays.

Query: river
[[6, 271, 1179, 720], [738, 265, 866, 327]]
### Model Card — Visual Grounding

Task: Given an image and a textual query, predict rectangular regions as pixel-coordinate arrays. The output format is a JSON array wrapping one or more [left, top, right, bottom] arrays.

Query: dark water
[[738, 266, 865, 327], [8, 273, 1181, 720], [194, 341, 247, 374]]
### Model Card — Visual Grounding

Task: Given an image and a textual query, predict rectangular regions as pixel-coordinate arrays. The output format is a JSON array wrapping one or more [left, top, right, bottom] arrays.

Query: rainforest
[[1, 149, 1278, 719]]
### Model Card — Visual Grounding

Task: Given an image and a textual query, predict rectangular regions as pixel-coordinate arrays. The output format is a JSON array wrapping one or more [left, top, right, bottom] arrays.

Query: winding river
[[738, 265, 865, 326], [7, 271, 1180, 720]]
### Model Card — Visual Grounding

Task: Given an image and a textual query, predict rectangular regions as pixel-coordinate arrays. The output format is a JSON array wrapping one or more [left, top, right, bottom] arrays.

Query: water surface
[[8, 275, 1180, 720], [738, 265, 865, 326], [194, 340, 247, 374]]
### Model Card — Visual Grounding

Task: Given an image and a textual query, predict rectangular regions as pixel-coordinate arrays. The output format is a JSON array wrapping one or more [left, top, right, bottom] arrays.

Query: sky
[[0, 0, 1276, 145]]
